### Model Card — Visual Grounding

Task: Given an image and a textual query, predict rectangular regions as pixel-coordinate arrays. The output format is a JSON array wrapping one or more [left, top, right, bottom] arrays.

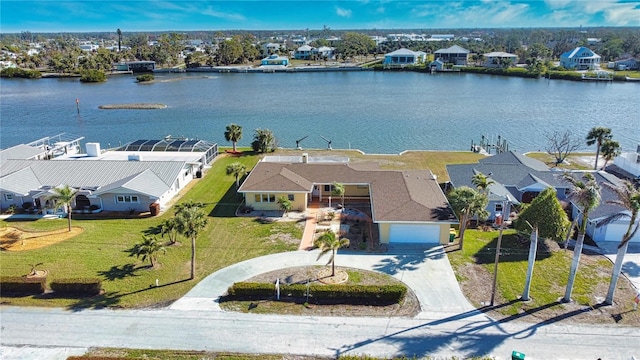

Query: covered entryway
[[388, 223, 440, 244]]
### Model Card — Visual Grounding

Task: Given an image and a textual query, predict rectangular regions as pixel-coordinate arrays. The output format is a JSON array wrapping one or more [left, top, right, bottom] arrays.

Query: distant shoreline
[[99, 103, 167, 109]]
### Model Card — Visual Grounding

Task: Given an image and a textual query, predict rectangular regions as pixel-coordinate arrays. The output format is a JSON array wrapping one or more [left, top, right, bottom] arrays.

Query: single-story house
[[434, 45, 470, 66], [609, 57, 639, 71], [560, 47, 601, 70], [238, 155, 457, 245], [383, 48, 427, 67], [483, 52, 518, 68], [1, 137, 218, 215], [446, 151, 640, 244], [260, 54, 289, 66]]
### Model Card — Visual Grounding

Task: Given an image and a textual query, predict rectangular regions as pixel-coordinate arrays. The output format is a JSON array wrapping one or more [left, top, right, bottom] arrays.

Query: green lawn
[[0, 152, 302, 309], [525, 151, 593, 170], [447, 229, 614, 316]]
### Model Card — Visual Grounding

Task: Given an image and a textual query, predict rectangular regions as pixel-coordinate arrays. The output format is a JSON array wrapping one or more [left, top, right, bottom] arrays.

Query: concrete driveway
[[170, 244, 479, 318], [597, 241, 640, 291]]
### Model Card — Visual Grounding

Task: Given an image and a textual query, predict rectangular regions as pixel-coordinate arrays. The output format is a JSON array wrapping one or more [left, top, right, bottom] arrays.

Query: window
[[116, 195, 139, 203], [288, 194, 294, 201], [324, 185, 331, 192], [495, 203, 503, 212], [4, 193, 13, 201], [254, 193, 277, 203]]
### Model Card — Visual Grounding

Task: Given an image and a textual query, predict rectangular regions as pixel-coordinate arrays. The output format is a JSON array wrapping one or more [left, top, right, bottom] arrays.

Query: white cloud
[[336, 7, 352, 18]]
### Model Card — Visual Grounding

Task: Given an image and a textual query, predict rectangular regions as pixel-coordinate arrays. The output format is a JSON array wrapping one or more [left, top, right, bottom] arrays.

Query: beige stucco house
[[238, 155, 457, 245]]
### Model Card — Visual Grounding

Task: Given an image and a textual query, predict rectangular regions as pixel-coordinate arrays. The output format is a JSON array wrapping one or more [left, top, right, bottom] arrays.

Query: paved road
[[2, 246, 640, 359]]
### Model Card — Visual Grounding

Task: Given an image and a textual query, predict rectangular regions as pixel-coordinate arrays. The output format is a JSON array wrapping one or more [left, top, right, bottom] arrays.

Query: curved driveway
[[170, 245, 476, 317]]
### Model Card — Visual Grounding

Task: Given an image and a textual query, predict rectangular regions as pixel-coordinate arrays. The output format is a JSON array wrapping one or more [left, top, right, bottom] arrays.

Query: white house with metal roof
[[1, 138, 218, 215], [483, 52, 518, 68]]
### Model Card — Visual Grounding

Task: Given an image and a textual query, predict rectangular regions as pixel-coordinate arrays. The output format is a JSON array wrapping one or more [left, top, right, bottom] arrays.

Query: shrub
[[546, 71, 583, 81], [136, 73, 154, 82], [226, 282, 406, 305], [50, 278, 102, 296], [0, 67, 42, 78], [79, 69, 107, 83], [0, 276, 46, 296]]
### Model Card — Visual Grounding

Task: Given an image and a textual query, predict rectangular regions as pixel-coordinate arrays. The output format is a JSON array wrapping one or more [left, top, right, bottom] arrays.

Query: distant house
[[262, 43, 281, 55], [238, 155, 456, 245], [446, 151, 640, 244], [560, 47, 601, 70], [294, 45, 313, 60], [483, 52, 518, 68], [260, 54, 289, 66], [609, 57, 639, 71], [383, 48, 427, 67], [434, 45, 470, 66], [1, 137, 218, 215], [313, 46, 334, 60]]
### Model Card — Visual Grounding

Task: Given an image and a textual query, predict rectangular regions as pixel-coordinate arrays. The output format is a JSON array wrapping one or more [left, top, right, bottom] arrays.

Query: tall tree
[[471, 172, 495, 195], [226, 162, 247, 189], [545, 130, 582, 166], [514, 187, 571, 300], [563, 173, 601, 303], [447, 186, 489, 250], [175, 201, 208, 280], [47, 184, 77, 231], [251, 128, 276, 153], [600, 139, 621, 170], [331, 182, 345, 207], [132, 236, 165, 268], [314, 230, 350, 277], [224, 124, 243, 153], [601, 180, 640, 305], [586, 127, 613, 170]]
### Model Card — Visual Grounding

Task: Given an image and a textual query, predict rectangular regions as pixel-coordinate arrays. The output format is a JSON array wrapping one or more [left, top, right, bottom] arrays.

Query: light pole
[[490, 197, 510, 306]]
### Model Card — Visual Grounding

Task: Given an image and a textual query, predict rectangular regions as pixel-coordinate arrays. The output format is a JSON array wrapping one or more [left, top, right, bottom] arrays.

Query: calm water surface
[[1, 72, 638, 153]]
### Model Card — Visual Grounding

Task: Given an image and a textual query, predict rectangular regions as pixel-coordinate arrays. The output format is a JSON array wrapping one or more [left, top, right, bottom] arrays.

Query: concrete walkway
[[170, 245, 477, 318]]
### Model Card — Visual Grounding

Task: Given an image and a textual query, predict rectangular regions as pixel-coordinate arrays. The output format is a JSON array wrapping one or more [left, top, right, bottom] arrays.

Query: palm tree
[[226, 162, 247, 189], [132, 236, 165, 268], [175, 201, 208, 280], [599, 139, 620, 170], [47, 184, 77, 231], [277, 196, 292, 217], [447, 186, 489, 250], [586, 127, 612, 170], [331, 182, 345, 207], [224, 124, 243, 153], [314, 230, 350, 277], [601, 180, 640, 305], [159, 217, 180, 245], [563, 173, 601, 303], [471, 172, 495, 195]]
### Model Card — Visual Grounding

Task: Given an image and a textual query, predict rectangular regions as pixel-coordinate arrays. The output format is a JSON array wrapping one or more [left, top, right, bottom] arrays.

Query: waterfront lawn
[[273, 148, 484, 181], [447, 229, 640, 324], [0, 152, 302, 309], [525, 152, 593, 170]]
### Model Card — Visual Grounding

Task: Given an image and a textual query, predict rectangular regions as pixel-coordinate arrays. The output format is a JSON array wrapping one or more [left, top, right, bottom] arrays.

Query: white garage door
[[606, 223, 640, 243], [389, 224, 440, 244]]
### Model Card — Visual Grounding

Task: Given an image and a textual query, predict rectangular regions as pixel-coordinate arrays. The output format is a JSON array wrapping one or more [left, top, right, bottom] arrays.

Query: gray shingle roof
[[239, 161, 454, 223]]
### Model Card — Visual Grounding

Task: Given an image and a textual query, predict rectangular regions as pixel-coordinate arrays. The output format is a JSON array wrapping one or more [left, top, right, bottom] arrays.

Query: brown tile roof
[[239, 161, 455, 223]]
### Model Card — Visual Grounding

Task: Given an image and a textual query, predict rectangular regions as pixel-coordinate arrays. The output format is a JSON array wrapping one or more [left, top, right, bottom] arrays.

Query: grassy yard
[[524, 151, 593, 170], [0, 152, 302, 309], [447, 229, 640, 324]]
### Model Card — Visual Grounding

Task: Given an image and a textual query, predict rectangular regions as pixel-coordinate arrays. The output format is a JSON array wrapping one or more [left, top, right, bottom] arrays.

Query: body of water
[[1, 71, 638, 154]]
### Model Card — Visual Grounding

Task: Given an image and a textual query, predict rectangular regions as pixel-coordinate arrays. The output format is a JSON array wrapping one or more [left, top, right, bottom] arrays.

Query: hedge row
[[461, 66, 540, 78], [0, 276, 46, 296], [0, 67, 42, 78], [226, 282, 406, 305], [50, 278, 102, 296]]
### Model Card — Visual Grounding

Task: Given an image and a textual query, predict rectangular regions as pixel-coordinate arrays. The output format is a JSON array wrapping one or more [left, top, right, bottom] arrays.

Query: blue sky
[[1, 0, 639, 33]]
